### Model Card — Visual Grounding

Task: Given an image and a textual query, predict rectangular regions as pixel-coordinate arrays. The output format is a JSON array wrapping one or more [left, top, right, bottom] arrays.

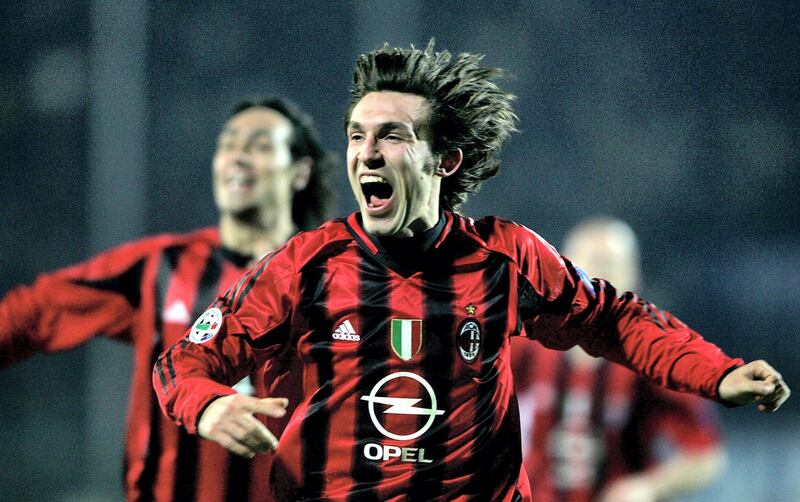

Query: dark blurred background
[[1, 1, 797, 500]]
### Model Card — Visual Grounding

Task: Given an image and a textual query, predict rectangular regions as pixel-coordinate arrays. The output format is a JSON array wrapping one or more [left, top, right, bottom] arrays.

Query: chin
[[361, 215, 399, 237]]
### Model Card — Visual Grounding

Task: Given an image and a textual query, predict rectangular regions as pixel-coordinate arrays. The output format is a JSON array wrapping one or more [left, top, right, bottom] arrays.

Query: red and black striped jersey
[[510, 340, 721, 502], [155, 212, 742, 502], [0, 227, 299, 502]]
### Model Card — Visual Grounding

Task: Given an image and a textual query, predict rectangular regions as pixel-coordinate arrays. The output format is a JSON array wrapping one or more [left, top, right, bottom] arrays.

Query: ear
[[291, 157, 313, 191], [435, 149, 463, 178]]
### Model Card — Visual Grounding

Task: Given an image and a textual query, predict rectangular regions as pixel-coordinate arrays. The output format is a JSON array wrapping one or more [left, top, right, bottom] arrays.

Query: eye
[[349, 132, 365, 142], [253, 142, 273, 152], [218, 140, 236, 151]]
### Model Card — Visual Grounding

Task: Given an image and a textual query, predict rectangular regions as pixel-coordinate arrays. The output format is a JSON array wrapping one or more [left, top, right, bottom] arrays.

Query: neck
[[219, 209, 296, 262]]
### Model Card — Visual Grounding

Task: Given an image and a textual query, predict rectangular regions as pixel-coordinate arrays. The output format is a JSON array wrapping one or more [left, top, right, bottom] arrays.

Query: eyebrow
[[219, 128, 273, 140], [346, 121, 414, 136]]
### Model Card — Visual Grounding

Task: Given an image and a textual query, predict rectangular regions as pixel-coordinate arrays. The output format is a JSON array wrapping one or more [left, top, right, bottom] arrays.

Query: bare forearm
[[644, 447, 726, 498], [599, 446, 726, 502]]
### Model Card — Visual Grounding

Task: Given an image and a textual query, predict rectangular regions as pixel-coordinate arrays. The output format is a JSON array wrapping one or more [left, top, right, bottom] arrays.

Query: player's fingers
[[743, 379, 775, 399], [748, 360, 782, 382], [758, 381, 791, 413], [252, 397, 289, 418], [211, 408, 279, 454], [217, 431, 257, 458], [218, 416, 268, 452], [239, 414, 280, 452], [227, 394, 266, 414]]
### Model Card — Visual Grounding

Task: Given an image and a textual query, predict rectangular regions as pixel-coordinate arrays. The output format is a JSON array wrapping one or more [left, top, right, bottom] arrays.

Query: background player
[[512, 216, 726, 502], [154, 42, 790, 502], [0, 96, 335, 501]]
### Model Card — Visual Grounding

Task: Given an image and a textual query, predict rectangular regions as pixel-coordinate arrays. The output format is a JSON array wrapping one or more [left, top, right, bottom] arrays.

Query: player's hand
[[718, 360, 791, 412], [598, 475, 657, 502], [198, 394, 289, 457]]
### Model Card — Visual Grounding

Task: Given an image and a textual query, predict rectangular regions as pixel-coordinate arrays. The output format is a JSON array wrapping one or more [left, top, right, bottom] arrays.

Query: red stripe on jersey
[[317, 256, 362, 498], [374, 273, 427, 501], [432, 211, 454, 249], [440, 259, 485, 494]]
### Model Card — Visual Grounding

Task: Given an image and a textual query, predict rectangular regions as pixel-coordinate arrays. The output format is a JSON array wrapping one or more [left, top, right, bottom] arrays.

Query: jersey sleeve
[[511, 223, 743, 402], [153, 245, 300, 433], [0, 238, 153, 368]]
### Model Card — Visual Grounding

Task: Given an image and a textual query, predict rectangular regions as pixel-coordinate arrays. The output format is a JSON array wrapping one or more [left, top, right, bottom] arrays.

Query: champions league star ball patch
[[189, 308, 223, 344]]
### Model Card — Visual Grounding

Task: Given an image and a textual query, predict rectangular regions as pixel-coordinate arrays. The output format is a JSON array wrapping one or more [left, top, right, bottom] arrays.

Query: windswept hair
[[232, 97, 336, 230], [347, 40, 518, 211]]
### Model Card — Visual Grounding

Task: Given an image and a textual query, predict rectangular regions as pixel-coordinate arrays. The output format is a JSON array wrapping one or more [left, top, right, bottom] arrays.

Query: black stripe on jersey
[[173, 246, 223, 501], [347, 250, 391, 502], [463, 257, 515, 498], [406, 265, 456, 500], [620, 378, 649, 472], [173, 430, 199, 502], [515, 274, 542, 334], [140, 341, 163, 502], [641, 299, 667, 330], [298, 259, 334, 500], [154, 356, 170, 394], [225, 455, 252, 502], [194, 248, 223, 315], [165, 350, 177, 386], [72, 258, 145, 308], [140, 246, 182, 500]]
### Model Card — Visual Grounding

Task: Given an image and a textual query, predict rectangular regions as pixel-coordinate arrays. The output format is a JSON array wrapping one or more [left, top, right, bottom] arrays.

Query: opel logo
[[360, 372, 445, 441]]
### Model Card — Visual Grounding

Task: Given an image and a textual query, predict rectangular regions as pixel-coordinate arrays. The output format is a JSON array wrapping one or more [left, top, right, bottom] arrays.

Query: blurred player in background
[[512, 217, 726, 501], [0, 96, 335, 501]]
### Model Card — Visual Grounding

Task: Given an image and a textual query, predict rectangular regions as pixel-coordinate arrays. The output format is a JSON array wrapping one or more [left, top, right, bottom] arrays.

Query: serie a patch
[[189, 307, 222, 344]]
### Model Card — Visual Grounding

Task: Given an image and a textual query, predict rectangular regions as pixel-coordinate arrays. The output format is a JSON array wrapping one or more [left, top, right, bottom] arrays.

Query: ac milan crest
[[457, 318, 482, 362]]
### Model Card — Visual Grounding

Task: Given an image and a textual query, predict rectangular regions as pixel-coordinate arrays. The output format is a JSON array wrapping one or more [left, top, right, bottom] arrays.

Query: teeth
[[228, 174, 252, 184], [360, 175, 388, 184]]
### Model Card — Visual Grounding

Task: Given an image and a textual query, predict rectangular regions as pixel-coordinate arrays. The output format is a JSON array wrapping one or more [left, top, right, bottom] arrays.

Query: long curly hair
[[232, 97, 336, 230], [347, 40, 518, 211]]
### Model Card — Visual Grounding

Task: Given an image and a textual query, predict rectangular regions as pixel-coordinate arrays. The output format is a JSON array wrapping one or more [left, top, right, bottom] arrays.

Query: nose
[[231, 149, 253, 168], [357, 136, 384, 169]]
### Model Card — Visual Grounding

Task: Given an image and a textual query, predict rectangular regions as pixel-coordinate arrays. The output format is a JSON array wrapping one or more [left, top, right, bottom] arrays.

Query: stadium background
[[1, 1, 797, 500]]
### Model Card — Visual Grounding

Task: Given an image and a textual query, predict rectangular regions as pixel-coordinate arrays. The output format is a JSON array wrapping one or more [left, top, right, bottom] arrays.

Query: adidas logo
[[332, 319, 360, 341]]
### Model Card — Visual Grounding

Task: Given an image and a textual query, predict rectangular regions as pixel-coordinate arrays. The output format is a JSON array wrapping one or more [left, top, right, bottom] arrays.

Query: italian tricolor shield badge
[[390, 319, 423, 360]]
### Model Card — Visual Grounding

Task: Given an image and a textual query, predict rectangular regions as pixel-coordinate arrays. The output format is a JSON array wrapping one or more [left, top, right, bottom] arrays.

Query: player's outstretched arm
[[718, 360, 791, 412], [198, 394, 289, 458]]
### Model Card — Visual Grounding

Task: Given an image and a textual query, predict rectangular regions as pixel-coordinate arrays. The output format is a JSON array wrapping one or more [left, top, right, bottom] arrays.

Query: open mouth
[[360, 174, 394, 210], [226, 173, 255, 191]]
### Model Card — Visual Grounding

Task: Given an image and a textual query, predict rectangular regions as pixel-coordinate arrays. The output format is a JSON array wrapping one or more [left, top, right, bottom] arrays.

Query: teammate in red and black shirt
[[0, 97, 335, 501], [512, 217, 726, 502], [154, 42, 790, 502]]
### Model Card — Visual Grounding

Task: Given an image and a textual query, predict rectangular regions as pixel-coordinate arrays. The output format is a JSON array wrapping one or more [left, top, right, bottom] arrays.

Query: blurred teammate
[[153, 42, 789, 501], [0, 96, 335, 501], [512, 217, 725, 502]]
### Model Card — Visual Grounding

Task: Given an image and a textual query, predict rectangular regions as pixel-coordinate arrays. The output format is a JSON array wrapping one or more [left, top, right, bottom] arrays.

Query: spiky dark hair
[[347, 40, 518, 211]]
